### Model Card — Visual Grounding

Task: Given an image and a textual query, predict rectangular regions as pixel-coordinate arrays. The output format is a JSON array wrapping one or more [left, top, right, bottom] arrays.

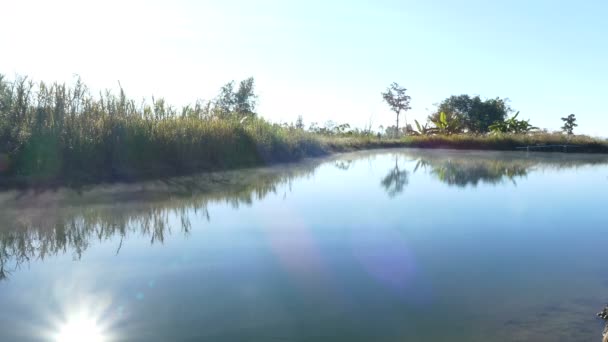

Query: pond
[[1, 149, 607, 341]]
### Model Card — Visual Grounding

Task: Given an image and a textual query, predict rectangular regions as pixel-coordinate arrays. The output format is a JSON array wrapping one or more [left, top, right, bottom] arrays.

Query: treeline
[[381, 83, 581, 136]]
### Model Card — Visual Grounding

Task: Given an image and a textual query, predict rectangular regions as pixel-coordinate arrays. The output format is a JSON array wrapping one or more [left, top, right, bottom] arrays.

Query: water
[[1, 149, 607, 341]]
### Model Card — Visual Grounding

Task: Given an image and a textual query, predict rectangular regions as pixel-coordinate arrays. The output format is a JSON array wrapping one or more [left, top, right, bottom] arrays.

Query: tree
[[430, 95, 511, 133], [234, 77, 257, 114], [214, 77, 257, 116], [561, 114, 577, 135], [295, 115, 304, 129], [381, 83, 411, 136], [215, 81, 236, 113]]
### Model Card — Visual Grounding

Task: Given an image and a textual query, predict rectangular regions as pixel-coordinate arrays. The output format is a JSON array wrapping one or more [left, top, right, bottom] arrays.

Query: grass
[[1, 75, 607, 188], [396, 133, 608, 153]]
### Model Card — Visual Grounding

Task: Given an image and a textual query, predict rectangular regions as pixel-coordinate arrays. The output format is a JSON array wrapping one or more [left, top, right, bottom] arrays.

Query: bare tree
[[381, 83, 411, 136]]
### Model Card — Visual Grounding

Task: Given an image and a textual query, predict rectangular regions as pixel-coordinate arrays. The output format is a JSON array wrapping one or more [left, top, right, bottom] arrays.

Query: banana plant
[[489, 112, 538, 134], [413, 120, 437, 136], [430, 112, 460, 135]]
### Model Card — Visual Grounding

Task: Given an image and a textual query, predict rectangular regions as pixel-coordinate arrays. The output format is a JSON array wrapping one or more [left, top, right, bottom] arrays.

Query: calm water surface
[[1, 149, 608, 341]]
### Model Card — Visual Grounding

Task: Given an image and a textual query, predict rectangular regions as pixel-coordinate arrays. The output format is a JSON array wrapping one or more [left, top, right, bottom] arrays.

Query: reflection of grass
[[0, 161, 320, 280]]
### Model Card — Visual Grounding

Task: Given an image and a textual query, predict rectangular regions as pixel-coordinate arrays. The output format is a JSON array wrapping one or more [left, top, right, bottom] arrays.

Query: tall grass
[[0, 75, 332, 184], [1, 74, 607, 187]]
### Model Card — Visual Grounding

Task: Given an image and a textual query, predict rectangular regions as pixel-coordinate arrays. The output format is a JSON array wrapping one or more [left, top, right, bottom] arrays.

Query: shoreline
[[1, 134, 608, 190]]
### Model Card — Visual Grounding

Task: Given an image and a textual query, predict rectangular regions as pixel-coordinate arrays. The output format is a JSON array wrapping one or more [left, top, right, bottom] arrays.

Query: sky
[[1, 0, 607, 136]]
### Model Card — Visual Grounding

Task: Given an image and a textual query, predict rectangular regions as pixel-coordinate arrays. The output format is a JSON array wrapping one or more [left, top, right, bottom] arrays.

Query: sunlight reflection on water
[[54, 313, 106, 342]]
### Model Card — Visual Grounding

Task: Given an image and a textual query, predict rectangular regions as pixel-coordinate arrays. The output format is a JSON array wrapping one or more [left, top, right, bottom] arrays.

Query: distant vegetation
[[382, 83, 584, 137], [0, 74, 606, 187], [561, 114, 578, 135]]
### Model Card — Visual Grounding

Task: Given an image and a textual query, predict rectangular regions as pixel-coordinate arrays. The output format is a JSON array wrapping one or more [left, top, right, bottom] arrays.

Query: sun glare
[[54, 314, 105, 342]]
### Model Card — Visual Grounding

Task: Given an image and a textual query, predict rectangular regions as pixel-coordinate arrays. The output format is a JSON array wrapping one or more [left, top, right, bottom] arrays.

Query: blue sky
[[1, 0, 606, 136]]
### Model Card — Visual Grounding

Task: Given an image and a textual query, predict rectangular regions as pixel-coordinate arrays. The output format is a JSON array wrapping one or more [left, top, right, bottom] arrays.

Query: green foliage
[[430, 112, 461, 135], [489, 112, 538, 134], [381, 82, 411, 136], [431, 94, 511, 133], [214, 77, 257, 116], [561, 114, 577, 135], [433, 111, 448, 132]]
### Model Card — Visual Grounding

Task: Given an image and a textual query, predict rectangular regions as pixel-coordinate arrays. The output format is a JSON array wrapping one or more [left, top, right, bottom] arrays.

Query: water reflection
[[0, 161, 320, 281], [334, 159, 354, 170], [1, 149, 607, 342], [380, 156, 409, 197], [53, 312, 106, 342], [411, 154, 530, 187], [1, 150, 608, 280], [380, 150, 608, 196]]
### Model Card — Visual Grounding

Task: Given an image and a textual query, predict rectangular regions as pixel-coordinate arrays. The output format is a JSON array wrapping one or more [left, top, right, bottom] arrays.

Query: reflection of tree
[[409, 151, 608, 188], [381, 156, 409, 197], [0, 162, 320, 281], [426, 159, 528, 187], [382, 150, 608, 192], [334, 159, 353, 170]]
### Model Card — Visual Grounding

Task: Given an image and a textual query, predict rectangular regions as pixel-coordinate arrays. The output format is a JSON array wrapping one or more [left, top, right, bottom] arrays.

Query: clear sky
[[1, 0, 606, 136]]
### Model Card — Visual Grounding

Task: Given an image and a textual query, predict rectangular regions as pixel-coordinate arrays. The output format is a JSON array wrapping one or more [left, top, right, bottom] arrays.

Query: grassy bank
[[0, 75, 391, 187], [394, 133, 608, 153], [1, 76, 607, 188]]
